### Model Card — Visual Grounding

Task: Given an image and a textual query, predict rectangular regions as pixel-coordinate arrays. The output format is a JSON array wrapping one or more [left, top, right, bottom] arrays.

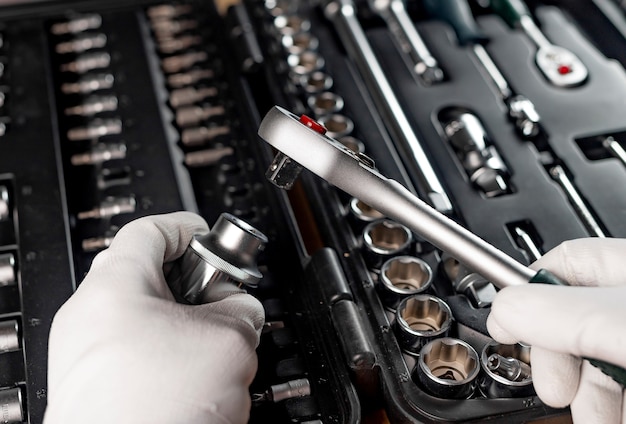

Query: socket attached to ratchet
[[257, 105, 626, 385]]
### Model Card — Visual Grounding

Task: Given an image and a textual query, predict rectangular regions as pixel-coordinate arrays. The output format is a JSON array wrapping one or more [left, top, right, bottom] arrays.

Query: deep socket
[[414, 337, 480, 399], [0, 253, 15, 286], [393, 294, 451, 354], [0, 320, 19, 353], [166, 213, 267, 304], [378, 256, 433, 311], [0, 387, 23, 423], [55, 33, 107, 54], [479, 341, 534, 398], [348, 197, 385, 226], [60, 73, 114, 95], [60, 52, 111, 74]]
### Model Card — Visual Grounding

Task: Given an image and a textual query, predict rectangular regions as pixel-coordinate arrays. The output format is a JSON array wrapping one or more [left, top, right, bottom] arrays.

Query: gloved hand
[[44, 212, 265, 424], [487, 238, 626, 424]]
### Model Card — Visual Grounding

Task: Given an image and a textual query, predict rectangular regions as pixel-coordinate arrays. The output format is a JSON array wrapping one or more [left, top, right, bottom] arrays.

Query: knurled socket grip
[[167, 213, 268, 304]]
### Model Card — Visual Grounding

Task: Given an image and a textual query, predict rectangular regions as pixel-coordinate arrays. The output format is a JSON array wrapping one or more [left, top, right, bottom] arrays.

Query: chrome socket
[[361, 218, 412, 269], [317, 114, 354, 138], [348, 197, 384, 227], [299, 71, 333, 94], [0, 185, 9, 221], [0, 320, 20, 353], [0, 253, 15, 287], [479, 341, 534, 398], [378, 256, 433, 311], [414, 337, 480, 399], [307, 91, 344, 116], [287, 50, 325, 77], [393, 294, 451, 354], [0, 387, 23, 423], [282, 32, 319, 55], [442, 253, 497, 308], [167, 213, 267, 304]]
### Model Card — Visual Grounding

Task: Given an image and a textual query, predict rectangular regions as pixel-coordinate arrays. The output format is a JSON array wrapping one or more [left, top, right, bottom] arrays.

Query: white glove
[[43, 212, 265, 424], [487, 238, 626, 424]]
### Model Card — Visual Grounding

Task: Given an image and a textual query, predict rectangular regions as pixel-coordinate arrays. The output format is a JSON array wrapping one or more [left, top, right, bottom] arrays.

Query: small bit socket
[[480, 341, 534, 398], [77, 196, 136, 220], [55, 33, 107, 54], [82, 235, 115, 252], [167, 69, 214, 88], [181, 125, 231, 146], [252, 378, 311, 403], [151, 19, 199, 38], [487, 353, 532, 382], [64, 95, 118, 117], [184, 146, 234, 168], [169, 86, 218, 108], [50, 14, 102, 35], [60, 73, 114, 94], [71, 142, 127, 165], [157, 35, 203, 54], [161, 51, 208, 74], [147, 4, 193, 20], [67, 118, 122, 141], [60, 52, 111, 74], [176, 105, 225, 127]]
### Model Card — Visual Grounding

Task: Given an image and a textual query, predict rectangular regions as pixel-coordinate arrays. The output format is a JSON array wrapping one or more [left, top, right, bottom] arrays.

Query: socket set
[[0, 0, 625, 423]]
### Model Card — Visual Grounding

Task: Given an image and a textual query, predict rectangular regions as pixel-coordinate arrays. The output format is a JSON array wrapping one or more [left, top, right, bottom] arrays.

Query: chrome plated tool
[[423, 0, 540, 138], [257, 105, 626, 385], [490, 0, 588, 88], [367, 0, 444, 85], [322, 0, 453, 214]]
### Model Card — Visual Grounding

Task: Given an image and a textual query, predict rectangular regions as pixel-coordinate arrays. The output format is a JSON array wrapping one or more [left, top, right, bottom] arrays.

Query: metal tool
[[157, 35, 203, 54], [50, 14, 102, 35], [0, 320, 20, 353], [60, 52, 111, 74], [512, 226, 542, 262], [0, 253, 15, 286], [548, 164, 606, 238], [70, 142, 127, 166], [67, 118, 122, 141], [602, 136, 626, 167], [183, 146, 234, 168], [180, 125, 231, 146], [378, 256, 434, 311], [393, 294, 451, 355], [176, 105, 225, 127], [151, 18, 199, 38], [0, 387, 23, 424], [367, 0, 444, 85], [161, 51, 208, 74], [252, 378, 311, 404], [169, 86, 218, 108], [490, 0, 588, 87], [60, 73, 115, 95], [322, 0, 453, 214], [487, 353, 531, 382], [257, 105, 626, 385], [480, 341, 534, 398], [64, 95, 118, 117], [55, 33, 107, 54], [167, 69, 214, 88], [0, 185, 9, 221], [423, 0, 540, 138], [77, 196, 136, 220], [166, 213, 267, 304]]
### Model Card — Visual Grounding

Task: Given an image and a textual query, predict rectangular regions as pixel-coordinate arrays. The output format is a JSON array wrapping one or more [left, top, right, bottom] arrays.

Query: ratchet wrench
[[257, 105, 626, 385]]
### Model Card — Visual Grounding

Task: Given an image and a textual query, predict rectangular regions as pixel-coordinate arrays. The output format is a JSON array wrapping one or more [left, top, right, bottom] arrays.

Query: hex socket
[[378, 256, 433, 311], [479, 341, 534, 398], [361, 218, 412, 269], [393, 294, 450, 354], [414, 337, 480, 399]]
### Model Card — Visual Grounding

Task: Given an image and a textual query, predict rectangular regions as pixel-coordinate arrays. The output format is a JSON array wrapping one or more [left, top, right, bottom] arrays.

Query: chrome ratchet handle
[[258, 105, 534, 289]]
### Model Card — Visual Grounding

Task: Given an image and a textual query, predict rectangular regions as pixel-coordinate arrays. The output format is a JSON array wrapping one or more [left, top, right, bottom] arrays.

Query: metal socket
[[479, 341, 534, 398], [307, 91, 344, 116], [348, 197, 384, 226], [299, 71, 333, 94], [167, 213, 268, 304], [287, 50, 324, 76], [378, 256, 433, 311], [282, 31, 319, 54], [0, 387, 23, 423], [0, 185, 9, 220], [442, 254, 497, 308], [415, 337, 480, 399], [0, 320, 19, 353], [0, 253, 15, 286], [393, 294, 451, 354], [362, 219, 412, 269], [317, 114, 354, 138], [273, 14, 311, 35], [338, 136, 365, 154]]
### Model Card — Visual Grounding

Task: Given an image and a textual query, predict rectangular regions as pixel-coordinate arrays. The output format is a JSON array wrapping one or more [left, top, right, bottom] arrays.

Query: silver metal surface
[[603, 136, 626, 167], [513, 226, 542, 262], [169, 87, 218, 108], [147, 4, 193, 20], [0, 253, 15, 287], [167, 69, 214, 88], [362, 219, 412, 269], [0, 185, 9, 221], [71, 142, 127, 166], [549, 165, 606, 237], [60, 52, 111, 74], [67, 118, 122, 141], [299, 71, 333, 93], [60, 73, 114, 95], [322, 0, 453, 213], [369, 0, 444, 84], [0, 320, 20, 353], [252, 378, 311, 403], [307, 91, 344, 116], [176, 105, 225, 127], [180, 125, 231, 146], [0, 387, 23, 423], [64, 95, 118, 117], [50, 14, 102, 35], [77, 196, 136, 220], [317, 113, 354, 138], [167, 213, 267, 304], [258, 106, 537, 289], [479, 341, 534, 398], [184, 146, 234, 167], [161, 51, 208, 74], [55, 33, 107, 54], [416, 337, 480, 399], [393, 294, 450, 355]]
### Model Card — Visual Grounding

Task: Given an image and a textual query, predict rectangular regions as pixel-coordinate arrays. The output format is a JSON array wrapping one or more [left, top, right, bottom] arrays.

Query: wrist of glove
[[44, 212, 265, 424], [487, 238, 626, 424]]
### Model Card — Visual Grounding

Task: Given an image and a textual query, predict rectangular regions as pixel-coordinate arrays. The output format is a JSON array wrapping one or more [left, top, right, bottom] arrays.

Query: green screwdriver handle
[[530, 268, 626, 386], [490, 0, 531, 27], [422, 0, 488, 45]]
